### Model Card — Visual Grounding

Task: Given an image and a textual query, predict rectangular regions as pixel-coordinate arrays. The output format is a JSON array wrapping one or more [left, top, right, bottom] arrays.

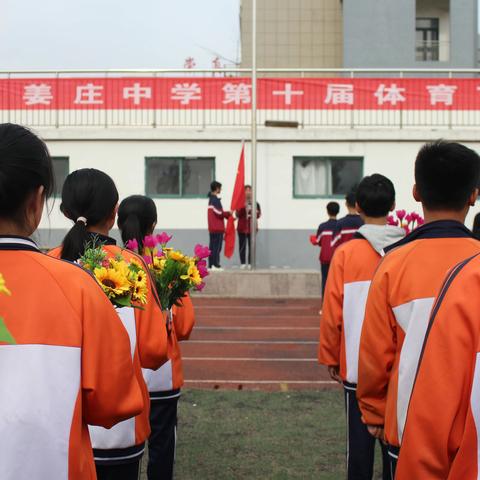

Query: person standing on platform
[[236, 185, 261, 269], [208, 181, 230, 271], [331, 191, 364, 250], [312, 201, 340, 296]]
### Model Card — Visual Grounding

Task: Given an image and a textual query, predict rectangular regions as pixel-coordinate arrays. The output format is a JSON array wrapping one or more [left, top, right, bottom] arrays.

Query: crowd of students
[[0, 124, 194, 480], [318, 140, 480, 479]]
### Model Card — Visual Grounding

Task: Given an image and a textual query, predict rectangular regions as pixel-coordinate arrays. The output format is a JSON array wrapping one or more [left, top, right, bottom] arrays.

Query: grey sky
[[0, 0, 240, 69], [1, 1, 479, 71]]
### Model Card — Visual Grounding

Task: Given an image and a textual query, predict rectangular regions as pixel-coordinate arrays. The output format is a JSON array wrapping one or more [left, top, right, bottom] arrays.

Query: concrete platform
[[197, 269, 322, 298]]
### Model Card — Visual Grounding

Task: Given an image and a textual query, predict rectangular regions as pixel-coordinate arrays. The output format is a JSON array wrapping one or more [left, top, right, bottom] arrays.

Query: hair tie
[[76, 216, 87, 225]]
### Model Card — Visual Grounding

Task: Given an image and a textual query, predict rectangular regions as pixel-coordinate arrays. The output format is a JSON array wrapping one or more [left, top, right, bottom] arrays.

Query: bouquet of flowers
[[388, 209, 424, 235], [78, 245, 148, 309], [126, 232, 210, 311], [0, 273, 15, 345]]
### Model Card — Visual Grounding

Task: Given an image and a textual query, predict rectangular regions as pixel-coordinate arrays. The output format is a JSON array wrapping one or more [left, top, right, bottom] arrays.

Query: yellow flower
[[0, 273, 11, 296], [181, 264, 202, 286], [94, 267, 131, 299], [169, 250, 185, 262], [109, 258, 130, 276], [152, 257, 166, 272], [132, 281, 148, 304]]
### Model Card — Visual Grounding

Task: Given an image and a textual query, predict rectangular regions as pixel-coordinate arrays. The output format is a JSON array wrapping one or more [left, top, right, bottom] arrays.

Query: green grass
[[141, 388, 385, 479]]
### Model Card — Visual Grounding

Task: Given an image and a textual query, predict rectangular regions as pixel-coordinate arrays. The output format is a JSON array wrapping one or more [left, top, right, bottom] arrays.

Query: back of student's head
[[356, 174, 395, 218], [0, 123, 54, 228], [60, 168, 119, 261], [209, 181, 222, 196], [345, 191, 356, 208], [326, 201, 340, 217], [415, 141, 480, 211], [118, 195, 157, 252]]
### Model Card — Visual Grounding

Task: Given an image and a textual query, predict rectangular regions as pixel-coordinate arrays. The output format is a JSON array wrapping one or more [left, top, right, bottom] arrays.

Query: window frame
[[145, 156, 216, 199], [292, 156, 364, 199], [415, 17, 440, 62], [51, 156, 70, 198]]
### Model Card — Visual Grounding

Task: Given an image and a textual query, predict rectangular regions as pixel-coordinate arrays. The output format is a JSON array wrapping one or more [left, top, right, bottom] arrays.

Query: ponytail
[[60, 169, 119, 261], [118, 195, 157, 253]]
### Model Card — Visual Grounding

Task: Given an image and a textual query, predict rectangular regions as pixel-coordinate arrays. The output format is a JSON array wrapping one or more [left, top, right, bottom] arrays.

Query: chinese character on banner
[[272, 83, 304, 105], [23, 84, 53, 105], [426, 84, 457, 106], [74, 83, 103, 105], [374, 83, 406, 106], [324, 84, 354, 105], [222, 83, 251, 105], [123, 83, 152, 105], [171, 83, 202, 105], [212, 57, 223, 69], [184, 57, 196, 69]]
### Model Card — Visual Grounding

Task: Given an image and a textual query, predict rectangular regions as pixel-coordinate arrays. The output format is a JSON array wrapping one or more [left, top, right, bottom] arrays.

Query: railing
[[415, 41, 450, 62], [0, 68, 479, 129]]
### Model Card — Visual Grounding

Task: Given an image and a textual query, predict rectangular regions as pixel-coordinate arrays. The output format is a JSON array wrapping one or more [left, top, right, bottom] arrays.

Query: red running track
[[182, 298, 339, 391]]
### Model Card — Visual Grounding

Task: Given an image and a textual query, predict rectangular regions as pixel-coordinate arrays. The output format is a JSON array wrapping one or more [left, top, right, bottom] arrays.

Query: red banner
[[1, 77, 479, 110]]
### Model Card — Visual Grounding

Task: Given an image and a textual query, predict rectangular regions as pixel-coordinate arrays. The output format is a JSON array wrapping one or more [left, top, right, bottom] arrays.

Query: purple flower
[[156, 250, 165, 258], [197, 261, 209, 278], [156, 232, 172, 245], [196, 282, 206, 292], [396, 209, 407, 221], [194, 244, 211, 260], [144, 235, 157, 249], [125, 238, 139, 252]]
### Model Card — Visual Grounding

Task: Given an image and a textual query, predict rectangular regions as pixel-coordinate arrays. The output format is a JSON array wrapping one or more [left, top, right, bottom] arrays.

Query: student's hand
[[367, 425, 384, 440], [327, 365, 341, 383]]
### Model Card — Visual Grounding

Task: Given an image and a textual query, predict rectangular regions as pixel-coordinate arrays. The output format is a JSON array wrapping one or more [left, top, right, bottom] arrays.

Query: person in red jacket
[[236, 185, 261, 269], [208, 181, 230, 270]]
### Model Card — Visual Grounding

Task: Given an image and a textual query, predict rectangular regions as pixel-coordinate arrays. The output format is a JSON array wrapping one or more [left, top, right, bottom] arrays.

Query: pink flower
[[102, 259, 110, 268], [405, 214, 413, 224], [156, 250, 165, 258], [143, 255, 152, 265], [403, 226, 411, 235], [156, 232, 172, 245], [396, 209, 406, 221], [417, 217, 425, 226], [194, 244, 211, 260], [126, 238, 139, 252], [197, 261, 209, 278], [387, 215, 399, 227], [144, 235, 157, 249], [196, 282, 206, 292]]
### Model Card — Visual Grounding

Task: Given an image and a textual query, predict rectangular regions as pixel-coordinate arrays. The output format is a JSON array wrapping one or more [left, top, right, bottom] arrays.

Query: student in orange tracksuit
[[118, 195, 196, 480], [0, 124, 143, 480], [319, 174, 405, 480], [49, 170, 169, 480], [395, 253, 480, 479], [357, 141, 480, 478]]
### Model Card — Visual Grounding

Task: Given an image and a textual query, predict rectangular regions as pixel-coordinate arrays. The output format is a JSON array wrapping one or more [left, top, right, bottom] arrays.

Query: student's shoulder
[[333, 237, 369, 259]]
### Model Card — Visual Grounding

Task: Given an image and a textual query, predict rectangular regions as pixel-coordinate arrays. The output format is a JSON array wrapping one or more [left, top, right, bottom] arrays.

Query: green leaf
[[113, 294, 132, 308], [0, 317, 16, 345]]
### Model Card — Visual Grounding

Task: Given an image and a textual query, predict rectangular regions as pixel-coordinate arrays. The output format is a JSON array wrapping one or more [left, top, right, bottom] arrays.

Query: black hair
[[0, 123, 54, 224], [210, 181, 222, 192], [473, 212, 480, 240], [356, 174, 396, 218], [245, 185, 252, 190], [60, 168, 119, 261], [326, 201, 340, 217], [118, 195, 157, 252], [345, 191, 356, 208], [415, 140, 480, 211]]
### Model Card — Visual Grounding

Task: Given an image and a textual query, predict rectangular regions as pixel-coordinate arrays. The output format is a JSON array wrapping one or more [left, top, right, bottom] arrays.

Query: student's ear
[[413, 184, 421, 203], [469, 188, 479, 207], [390, 201, 396, 213], [107, 204, 119, 230], [26, 185, 46, 234], [355, 201, 362, 215]]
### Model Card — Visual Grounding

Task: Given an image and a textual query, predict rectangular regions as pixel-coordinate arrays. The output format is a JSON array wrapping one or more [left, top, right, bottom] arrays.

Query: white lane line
[[195, 306, 317, 311], [184, 357, 317, 362], [185, 380, 337, 385], [196, 326, 318, 331], [188, 340, 317, 345]]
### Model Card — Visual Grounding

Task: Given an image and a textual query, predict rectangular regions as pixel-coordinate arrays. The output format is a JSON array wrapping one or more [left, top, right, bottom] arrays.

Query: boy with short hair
[[208, 181, 231, 270], [236, 185, 261, 268], [319, 174, 405, 480], [357, 141, 480, 478], [313, 201, 340, 296], [331, 191, 364, 249]]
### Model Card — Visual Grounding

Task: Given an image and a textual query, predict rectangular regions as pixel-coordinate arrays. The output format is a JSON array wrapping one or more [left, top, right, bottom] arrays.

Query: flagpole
[[250, 0, 258, 270]]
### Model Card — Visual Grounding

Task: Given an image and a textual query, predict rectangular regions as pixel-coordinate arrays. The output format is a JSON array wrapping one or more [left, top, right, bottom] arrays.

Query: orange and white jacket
[[0, 236, 143, 479], [319, 224, 405, 386], [397, 253, 480, 479], [142, 294, 195, 400], [49, 233, 169, 464], [357, 220, 480, 448]]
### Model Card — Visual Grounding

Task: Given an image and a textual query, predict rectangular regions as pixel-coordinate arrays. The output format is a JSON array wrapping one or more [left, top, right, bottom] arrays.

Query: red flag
[[224, 144, 246, 258]]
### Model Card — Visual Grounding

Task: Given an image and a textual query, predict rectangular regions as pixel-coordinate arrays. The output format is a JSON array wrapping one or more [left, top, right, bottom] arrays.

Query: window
[[293, 156, 363, 198], [416, 18, 440, 61], [145, 157, 215, 197], [52, 157, 69, 196]]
